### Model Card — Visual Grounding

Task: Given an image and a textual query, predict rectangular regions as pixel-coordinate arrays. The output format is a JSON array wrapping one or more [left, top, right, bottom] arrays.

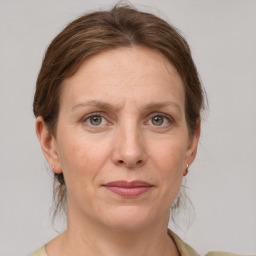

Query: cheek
[[56, 132, 110, 191], [149, 137, 187, 196], [151, 138, 187, 174]]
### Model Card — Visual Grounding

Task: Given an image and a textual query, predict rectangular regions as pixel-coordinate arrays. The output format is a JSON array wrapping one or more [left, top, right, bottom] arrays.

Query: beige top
[[28, 230, 253, 256]]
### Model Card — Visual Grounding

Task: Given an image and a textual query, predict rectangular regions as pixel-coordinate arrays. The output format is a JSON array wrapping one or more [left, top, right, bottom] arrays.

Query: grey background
[[0, 0, 256, 255]]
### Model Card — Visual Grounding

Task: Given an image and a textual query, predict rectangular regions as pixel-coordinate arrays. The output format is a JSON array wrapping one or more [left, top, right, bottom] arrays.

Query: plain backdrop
[[0, 0, 256, 255]]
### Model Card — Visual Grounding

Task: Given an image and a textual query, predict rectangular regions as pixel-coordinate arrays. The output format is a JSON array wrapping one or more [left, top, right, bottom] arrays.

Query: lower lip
[[105, 186, 152, 197]]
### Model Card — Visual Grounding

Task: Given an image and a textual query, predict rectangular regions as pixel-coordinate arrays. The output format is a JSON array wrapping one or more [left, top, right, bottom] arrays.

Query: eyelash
[[81, 112, 174, 128], [82, 112, 109, 127], [145, 113, 174, 128]]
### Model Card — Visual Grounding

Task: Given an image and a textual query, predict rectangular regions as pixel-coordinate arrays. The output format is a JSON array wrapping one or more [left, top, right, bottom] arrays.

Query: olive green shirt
[[28, 230, 253, 256]]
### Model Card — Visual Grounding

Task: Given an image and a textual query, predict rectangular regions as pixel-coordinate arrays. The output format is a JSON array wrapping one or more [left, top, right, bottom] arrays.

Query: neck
[[46, 203, 179, 256], [62, 226, 177, 256]]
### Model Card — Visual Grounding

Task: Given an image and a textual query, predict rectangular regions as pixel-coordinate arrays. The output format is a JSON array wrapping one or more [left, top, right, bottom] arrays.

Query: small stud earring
[[183, 164, 189, 176]]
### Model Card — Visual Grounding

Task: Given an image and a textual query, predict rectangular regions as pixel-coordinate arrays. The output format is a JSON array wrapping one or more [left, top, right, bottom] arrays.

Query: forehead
[[60, 46, 185, 110]]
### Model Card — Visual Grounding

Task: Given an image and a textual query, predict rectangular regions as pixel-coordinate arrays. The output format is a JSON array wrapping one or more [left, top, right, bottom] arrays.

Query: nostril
[[118, 160, 124, 164], [137, 160, 142, 164]]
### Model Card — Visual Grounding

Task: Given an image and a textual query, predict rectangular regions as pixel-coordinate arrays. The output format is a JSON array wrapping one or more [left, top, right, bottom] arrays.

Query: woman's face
[[38, 46, 199, 231]]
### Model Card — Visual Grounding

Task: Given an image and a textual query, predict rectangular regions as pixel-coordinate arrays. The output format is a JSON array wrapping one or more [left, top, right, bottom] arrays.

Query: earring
[[52, 165, 55, 170], [183, 164, 189, 176]]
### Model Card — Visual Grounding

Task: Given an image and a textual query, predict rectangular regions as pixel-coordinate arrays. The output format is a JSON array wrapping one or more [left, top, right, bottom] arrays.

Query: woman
[[30, 4, 240, 256]]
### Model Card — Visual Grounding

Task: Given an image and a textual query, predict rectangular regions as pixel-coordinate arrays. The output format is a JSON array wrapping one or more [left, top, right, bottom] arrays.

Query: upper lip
[[103, 180, 153, 187]]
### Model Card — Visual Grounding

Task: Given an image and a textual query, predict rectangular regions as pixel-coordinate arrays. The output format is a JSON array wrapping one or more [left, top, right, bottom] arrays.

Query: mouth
[[102, 180, 154, 197]]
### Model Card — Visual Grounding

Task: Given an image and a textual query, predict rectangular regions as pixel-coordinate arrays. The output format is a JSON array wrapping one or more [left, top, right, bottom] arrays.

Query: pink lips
[[103, 180, 153, 197]]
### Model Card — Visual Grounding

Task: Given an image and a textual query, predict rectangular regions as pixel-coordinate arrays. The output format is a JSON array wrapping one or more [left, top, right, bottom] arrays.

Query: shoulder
[[28, 246, 47, 256], [168, 229, 200, 256], [206, 252, 254, 256], [168, 230, 251, 256]]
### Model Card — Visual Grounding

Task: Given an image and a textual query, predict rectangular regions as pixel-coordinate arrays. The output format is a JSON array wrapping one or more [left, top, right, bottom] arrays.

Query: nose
[[112, 124, 147, 169]]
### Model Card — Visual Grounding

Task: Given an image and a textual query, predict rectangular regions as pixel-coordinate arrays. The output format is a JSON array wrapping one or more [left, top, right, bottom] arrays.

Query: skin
[[36, 46, 200, 256]]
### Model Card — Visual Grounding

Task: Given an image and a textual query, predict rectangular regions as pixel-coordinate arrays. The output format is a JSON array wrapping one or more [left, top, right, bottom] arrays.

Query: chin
[[100, 205, 159, 231]]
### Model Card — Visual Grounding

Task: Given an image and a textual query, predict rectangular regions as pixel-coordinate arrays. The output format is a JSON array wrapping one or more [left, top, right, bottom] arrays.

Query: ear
[[186, 119, 201, 167], [35, 116, 62, 173]]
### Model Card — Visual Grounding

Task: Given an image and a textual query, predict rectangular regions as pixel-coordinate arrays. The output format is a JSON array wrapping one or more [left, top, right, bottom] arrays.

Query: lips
[[103, 180, 153, 197]]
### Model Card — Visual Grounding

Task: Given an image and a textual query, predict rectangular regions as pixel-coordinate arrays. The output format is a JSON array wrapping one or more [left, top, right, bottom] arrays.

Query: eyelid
[[80, 111, 175, 128], [144, 112, 175, 127], [81, 112, 111, 127]]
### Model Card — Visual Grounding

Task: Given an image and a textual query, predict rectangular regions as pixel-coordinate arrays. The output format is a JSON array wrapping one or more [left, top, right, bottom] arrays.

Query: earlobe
[[35, 117, 62, 173]]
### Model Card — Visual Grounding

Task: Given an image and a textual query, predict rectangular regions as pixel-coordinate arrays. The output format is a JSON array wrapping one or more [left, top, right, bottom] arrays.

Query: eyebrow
[[71, 100, 181, 114], [143, 102, 181, 113], [71, 100, 116, 112]]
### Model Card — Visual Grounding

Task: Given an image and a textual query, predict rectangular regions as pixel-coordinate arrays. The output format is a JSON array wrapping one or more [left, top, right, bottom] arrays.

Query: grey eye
[[151, 116, 164, 126]]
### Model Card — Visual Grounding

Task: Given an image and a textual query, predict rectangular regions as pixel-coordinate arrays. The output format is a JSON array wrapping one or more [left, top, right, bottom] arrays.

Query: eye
[[152, 116, 164, 126], [89, 115, 103, 126], [84, 114, 107, 126], [147, 113, 172, 127]]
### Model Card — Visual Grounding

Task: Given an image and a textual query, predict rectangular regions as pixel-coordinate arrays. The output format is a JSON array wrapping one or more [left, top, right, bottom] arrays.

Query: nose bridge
[[113, 117, 147, 168]]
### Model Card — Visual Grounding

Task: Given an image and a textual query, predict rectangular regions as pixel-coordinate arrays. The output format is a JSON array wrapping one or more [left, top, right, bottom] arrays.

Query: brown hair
[[33, 3, 205, 218]]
